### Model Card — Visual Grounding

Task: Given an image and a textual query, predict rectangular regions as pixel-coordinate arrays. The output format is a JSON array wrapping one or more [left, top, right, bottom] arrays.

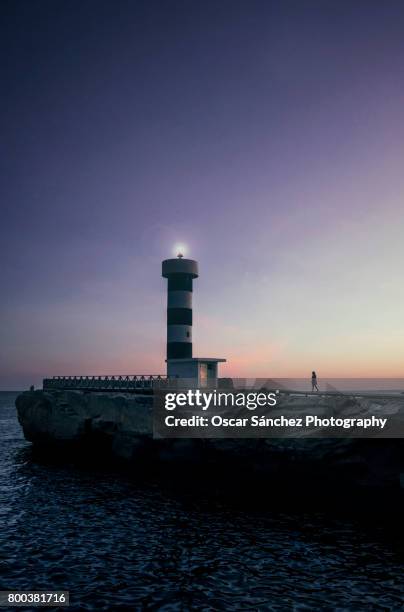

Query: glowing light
[[174, 244, 187, 258]]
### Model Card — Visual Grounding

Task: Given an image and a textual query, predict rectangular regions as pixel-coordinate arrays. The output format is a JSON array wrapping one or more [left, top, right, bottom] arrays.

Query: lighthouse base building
[[162, 256, 225, 388], [167, 357, 225, 388]]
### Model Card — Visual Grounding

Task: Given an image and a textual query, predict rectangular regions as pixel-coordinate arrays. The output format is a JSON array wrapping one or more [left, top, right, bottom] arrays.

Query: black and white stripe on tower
[[162, 256, 199, 360]]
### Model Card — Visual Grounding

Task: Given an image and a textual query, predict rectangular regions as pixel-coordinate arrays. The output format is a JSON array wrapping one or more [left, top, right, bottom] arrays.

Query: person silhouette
[[311, 371, 319, 392]]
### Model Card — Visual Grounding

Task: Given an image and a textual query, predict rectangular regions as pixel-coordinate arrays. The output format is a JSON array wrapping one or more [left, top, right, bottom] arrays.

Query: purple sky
[[1, 0, 404, 389]]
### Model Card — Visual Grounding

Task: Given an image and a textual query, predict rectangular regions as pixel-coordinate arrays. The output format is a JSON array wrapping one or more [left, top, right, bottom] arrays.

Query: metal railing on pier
[[43, 375, 171, 392]]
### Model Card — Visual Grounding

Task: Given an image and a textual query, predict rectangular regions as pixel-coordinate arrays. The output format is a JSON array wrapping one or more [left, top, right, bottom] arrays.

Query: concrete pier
[[16, 389, 404, 492]]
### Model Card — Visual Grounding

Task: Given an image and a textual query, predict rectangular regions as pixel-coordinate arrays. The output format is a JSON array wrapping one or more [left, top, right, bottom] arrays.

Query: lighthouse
[[162, 253, 197, 360], [162, 253, 225, 387]]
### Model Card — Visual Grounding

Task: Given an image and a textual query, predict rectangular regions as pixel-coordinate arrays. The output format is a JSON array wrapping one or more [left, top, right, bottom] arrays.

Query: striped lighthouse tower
[[162, 253, 199, 360]]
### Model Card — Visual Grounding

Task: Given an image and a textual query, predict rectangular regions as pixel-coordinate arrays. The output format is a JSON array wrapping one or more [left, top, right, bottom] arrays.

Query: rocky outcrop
[[16, 390, 404, 493], [16, 390, 153, 462]]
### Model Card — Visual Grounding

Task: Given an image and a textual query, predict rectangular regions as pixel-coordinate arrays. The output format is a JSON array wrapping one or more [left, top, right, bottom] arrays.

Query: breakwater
[[2, 391, 403, 610], [16, 390, 404, 495]]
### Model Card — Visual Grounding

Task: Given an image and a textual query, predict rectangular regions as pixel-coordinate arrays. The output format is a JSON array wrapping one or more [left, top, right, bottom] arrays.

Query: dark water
[[1, 392, 403, 611]]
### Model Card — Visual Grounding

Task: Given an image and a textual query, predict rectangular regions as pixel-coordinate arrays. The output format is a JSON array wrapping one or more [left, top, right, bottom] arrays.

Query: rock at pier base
[[15, 390, 404, 497]]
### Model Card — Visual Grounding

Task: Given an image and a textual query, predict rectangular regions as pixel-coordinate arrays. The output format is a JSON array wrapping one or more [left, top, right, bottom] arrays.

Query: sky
[[1, 0, 404, 389]]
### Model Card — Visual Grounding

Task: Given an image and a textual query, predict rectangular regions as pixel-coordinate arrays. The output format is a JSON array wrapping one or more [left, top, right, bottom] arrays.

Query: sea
[[0, 391, 403, 611]]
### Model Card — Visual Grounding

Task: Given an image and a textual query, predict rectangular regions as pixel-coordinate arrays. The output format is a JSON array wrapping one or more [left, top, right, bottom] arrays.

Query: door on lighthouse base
[[199, 363, 208, 388]]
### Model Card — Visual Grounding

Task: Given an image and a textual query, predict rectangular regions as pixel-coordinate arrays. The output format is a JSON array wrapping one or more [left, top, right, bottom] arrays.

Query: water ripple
[[0, 393, 402, 611]]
